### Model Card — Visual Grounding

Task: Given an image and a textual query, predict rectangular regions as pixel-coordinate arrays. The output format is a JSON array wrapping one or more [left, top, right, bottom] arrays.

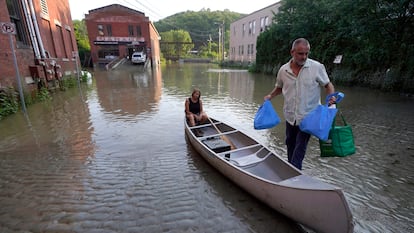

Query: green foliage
[[256, 0, 414, 92], [36, 87, 51, 102], [155, 9, 244, 58], [73, 19, 90, 51], [160, 30, 194, 60], [60, 76, 78, 89], [23, 90, 36, 106], [81, 72, 89, 82], [198, 44, 218, 59], [0, 87, 19, 120], [73, 19, 91, 67], [0, 73, 93, 120]]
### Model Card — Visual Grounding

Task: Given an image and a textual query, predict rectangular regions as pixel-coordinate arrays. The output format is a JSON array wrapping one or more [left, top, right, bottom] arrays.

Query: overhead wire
[[112, 0, 165, 21], [92, 0, 222, 46]]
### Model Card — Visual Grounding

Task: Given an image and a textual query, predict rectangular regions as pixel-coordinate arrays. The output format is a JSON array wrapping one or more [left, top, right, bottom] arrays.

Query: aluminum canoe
[[185, 118, 353, 233]]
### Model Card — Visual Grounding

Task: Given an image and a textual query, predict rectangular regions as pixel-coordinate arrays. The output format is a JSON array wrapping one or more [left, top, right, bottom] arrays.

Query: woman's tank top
[[188, 98, 201, 114]]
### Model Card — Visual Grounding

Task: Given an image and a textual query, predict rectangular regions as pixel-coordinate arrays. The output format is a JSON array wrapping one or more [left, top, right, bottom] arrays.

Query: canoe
[[184, 117, 353, 233]]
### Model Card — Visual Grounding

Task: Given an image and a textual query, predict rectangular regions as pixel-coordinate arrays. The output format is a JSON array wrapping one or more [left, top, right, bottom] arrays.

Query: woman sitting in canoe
[[185, 88, 208, 127]]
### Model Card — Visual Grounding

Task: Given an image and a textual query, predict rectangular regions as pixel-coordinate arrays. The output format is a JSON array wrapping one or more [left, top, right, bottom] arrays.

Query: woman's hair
[[191, 88, 201, 98]]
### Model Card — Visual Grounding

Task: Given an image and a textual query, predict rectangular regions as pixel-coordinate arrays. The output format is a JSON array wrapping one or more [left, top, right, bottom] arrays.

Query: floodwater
[[0, 63, 413, 233]]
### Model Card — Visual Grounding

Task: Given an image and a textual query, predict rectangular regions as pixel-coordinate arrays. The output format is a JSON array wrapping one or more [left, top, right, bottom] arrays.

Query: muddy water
[[0, 63, 413, 233]]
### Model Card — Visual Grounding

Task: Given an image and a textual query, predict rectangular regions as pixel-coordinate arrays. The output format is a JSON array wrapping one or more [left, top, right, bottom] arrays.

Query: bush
[[0, 87, 19, 120], [60, 76, 77, 89], [36, 87, 51, 101]]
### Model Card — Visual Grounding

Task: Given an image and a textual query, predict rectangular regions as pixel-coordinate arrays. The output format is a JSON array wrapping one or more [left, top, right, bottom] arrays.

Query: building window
[[260, 17, 265, 32], [242, 24, 245, 36], [6, 0, 30, 46], [253, 21, 256, 35], [41, 18, 56, 57], [136, 26, 141, 37], [248, 44, 254, 55], [239, 45, 244, 55], [249, 22, 252, 35], [40, 0, 49, 15], [66, 29, 75, 53], [56, 25, 68, 58], [264, 16, 271, 31], [128, 25, 134, 36], [98, 24, 104, 36], [106, 25, 112, 36]]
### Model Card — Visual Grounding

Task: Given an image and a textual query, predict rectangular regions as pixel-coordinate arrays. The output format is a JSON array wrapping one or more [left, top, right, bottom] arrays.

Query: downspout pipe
[[27, 0, 46, 58], [21, 0, 40, 59]]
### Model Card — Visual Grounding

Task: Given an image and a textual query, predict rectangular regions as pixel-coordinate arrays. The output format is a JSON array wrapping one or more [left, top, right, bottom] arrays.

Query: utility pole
[[222, 20, 225, 61], [215, 21, 224, 61], [218, 26, 221, 61], [207, 34, 212, 54]]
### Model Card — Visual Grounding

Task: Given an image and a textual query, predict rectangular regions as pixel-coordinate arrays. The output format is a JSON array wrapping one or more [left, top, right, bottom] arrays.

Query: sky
[[69, 0, 279, 21]]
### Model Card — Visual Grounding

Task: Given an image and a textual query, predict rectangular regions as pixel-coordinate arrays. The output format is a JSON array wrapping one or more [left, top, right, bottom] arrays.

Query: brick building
[[0, 0, 79, 93], [85, 4, 160, 68], [229, 2, 281, 64]]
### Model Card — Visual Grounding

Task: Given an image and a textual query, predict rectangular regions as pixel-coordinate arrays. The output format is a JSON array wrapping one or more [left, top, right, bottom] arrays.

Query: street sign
[[3, 21, 26, 113], [333, 55, 343, 64], [1, 22, 16, 34]]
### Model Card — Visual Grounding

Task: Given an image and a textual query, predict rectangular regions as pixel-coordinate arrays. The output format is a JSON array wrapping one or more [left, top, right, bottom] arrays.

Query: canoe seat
[[231, 152, 271, 167]]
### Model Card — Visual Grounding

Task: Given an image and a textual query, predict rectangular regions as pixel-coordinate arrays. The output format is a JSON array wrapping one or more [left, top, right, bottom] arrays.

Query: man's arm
[[264, 86, 282, 100], [324, 82, 336, 105], [324, 82, 335, 94]]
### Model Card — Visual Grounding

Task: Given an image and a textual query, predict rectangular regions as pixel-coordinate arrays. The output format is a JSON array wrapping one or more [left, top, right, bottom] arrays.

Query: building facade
[[85, 4, 160, 68], [0, 0, 79, 92], [229, 2, 281, 64]]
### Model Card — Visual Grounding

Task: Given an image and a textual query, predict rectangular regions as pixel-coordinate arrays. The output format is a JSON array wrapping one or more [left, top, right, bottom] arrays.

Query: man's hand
[[328, 95, 336, 106]]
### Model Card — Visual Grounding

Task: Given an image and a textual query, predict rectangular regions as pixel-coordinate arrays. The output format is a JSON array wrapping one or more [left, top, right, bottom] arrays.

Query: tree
[[160, 30, 194, 60], [155, 9, 244, 58], [73, 20, 91, 67], [256, 0, 413, 92]]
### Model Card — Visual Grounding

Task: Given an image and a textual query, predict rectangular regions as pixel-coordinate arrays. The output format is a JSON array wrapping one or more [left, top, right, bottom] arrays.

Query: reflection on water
[[0, 63, 413, 232], [94, 66, 162, 117]]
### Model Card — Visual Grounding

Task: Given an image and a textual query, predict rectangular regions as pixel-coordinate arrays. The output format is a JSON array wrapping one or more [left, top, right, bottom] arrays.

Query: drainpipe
[[27, 0, 46, 58], [21, 0, 40, 59]]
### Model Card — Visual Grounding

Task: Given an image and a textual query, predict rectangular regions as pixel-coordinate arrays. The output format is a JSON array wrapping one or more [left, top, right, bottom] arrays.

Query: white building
[[229, 2, 281, 64]]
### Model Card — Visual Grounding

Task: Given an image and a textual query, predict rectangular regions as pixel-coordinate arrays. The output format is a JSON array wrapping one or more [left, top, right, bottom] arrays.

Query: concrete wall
[[229, 2, 281, 64]]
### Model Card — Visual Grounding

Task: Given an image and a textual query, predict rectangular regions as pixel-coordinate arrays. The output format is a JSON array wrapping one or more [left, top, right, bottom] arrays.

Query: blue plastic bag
[[254, 100, 280, 130], [299, 92, 344, 141]]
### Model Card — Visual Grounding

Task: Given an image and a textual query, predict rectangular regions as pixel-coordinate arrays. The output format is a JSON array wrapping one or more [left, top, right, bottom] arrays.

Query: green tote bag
[[320, 112, 355, 157]]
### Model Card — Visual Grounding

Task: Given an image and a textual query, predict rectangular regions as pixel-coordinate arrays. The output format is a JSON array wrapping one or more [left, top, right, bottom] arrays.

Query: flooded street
[[0, 63, 413, 233]]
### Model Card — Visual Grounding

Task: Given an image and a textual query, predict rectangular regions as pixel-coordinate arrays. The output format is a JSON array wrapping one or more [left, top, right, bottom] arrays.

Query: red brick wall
[[34, 0, 79, 63], [0, 0, 35, 90], [85, 4, 154, 66], [0, 0, 79, 91], [148, 22, 161, 66]]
